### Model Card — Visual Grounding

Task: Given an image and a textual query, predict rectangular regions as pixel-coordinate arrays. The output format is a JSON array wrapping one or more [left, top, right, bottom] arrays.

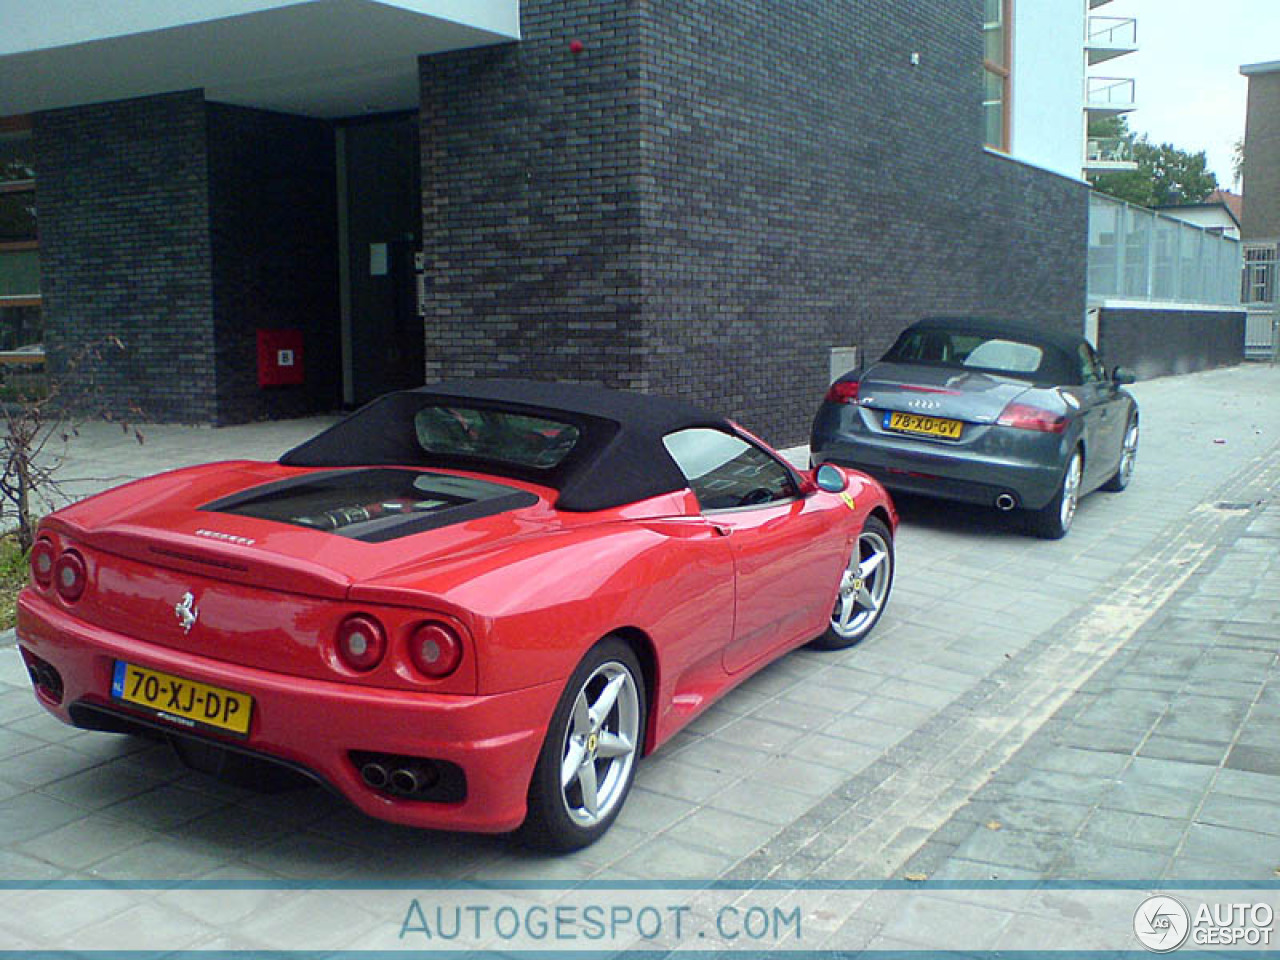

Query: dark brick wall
[[35, 91, 217, 422], [36, 93, 341, 424], [1243, 69, 1280, 241], [207, 103, 339, 423], [418, 1, 647, 389], [418, 0, 1088, 445], [632, 1, 1088, 442], [1098, 308, 1245, 380], [36, 0, 1091, 435]]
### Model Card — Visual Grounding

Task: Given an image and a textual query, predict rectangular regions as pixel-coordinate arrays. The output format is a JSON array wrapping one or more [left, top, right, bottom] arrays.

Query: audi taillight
[[408, 622, 464, 679], [53, 550, 87, 603], [336, 614, 387, 672], [30, 539, 56, 589], [825, 380, 860, 404], [997, 402, 1067, 434]]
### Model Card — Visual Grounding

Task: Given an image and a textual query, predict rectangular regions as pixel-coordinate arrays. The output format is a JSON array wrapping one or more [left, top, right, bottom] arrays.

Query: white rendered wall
[[1157, 207, 1240, 240], [1009, 0, 1087, 180]]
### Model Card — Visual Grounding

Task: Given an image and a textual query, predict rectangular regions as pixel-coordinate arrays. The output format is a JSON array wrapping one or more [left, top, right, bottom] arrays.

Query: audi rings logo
[[905, 398, 942, 411], [1134, 896, 1190, 952]]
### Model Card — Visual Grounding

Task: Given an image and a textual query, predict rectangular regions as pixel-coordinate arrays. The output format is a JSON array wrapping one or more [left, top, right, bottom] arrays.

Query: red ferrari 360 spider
[[18, 381, 896, 849]]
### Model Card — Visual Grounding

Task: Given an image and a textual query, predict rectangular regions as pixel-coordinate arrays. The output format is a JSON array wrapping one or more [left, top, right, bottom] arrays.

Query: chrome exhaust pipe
[[360, 761, 390, 789], [390, 763, 439, 796], [994, 493, 1017, 512], [390, 766, 424, 796]]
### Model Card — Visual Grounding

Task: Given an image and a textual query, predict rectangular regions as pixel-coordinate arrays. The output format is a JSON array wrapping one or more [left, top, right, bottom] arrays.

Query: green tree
[[1087, 115, 1218, 207]]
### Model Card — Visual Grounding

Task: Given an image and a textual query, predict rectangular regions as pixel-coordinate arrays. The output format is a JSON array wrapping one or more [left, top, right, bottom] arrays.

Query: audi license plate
[[111, 661, 253, 737], [884, 411, 964, 441]]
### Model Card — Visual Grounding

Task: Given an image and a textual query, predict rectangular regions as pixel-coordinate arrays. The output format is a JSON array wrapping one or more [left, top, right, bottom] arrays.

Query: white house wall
[[1009, 0, 1087, 180]]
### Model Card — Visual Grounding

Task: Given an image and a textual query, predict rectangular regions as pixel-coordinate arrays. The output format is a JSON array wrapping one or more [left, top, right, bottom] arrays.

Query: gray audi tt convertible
[[810, 317, 1139, 539]]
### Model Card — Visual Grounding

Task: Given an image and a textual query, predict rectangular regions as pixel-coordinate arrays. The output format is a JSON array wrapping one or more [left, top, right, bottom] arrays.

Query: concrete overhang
[[0, 0, 520, 118], [1241, 60, 1280, 77]]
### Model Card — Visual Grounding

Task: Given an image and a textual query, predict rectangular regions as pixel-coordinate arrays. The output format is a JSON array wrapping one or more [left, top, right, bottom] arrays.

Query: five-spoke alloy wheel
[[1102, 416, 1139, 492], [521, 638, 645, 850], [812, 516, 895, 649], [1030, 447, 1083, 540]]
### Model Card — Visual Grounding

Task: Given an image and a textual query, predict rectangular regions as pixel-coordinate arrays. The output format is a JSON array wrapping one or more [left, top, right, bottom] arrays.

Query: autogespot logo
[[1134, 896, 1191, 952]]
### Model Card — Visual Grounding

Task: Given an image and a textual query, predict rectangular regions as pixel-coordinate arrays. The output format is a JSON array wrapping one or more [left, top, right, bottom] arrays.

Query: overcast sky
[[1107, 0, 1279, 190]]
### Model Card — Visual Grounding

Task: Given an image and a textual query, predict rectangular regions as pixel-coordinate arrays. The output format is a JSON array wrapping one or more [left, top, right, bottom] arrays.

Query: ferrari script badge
[[174, 592, 199, 634]]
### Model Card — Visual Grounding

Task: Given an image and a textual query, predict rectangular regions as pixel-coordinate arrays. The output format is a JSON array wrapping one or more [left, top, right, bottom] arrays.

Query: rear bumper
[[17, 590, 560, 834], [812, 410, 1067, 511]]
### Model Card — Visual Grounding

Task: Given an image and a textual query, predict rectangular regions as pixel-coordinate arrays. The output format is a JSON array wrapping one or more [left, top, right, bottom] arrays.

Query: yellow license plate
[[885, 411, 964, 440], [111, 661, 253, 737]]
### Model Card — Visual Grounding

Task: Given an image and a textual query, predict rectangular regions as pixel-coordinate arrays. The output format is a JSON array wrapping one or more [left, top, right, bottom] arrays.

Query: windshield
[[414, 406, 581, 470]]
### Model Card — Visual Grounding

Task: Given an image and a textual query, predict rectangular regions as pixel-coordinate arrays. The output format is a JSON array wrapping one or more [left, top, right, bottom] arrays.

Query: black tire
[[810, 516, 895, 650], [1028, 447, 1083, 540], [518, 638, 646, 851], [1101, 415, 1139, 492]]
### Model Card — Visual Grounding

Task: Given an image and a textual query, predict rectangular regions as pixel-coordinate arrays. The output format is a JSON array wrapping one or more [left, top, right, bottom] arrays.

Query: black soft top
[[280, 380, 733, 512], [885, 317, 1083, 386]]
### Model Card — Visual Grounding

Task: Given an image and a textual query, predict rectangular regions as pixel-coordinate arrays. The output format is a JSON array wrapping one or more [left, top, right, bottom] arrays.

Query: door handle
[[711, 524, 733, 537]]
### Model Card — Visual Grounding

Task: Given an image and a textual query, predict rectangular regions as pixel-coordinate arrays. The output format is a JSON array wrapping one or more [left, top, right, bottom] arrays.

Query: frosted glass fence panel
[[1088, 193, 1240, 306]]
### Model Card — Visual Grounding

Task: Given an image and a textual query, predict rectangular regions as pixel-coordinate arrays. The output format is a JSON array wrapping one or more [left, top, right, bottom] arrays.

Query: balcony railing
[[1086, 16, 1138, 66], [1088, 16, 1137, 46], [1086, 77, 1136, 112], [1086, 137, 1133, 165]]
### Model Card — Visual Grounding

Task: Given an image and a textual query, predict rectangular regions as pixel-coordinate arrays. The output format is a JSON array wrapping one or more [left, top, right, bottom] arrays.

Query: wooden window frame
[[983, 0, 1013, 152], [0, 115, 41, 311]]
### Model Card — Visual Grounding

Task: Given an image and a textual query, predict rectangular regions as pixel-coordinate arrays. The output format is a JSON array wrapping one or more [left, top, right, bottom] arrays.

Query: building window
[[0, 116, 42, 355], [983, 0, 1012, 151], [1243, 244, 1277, 305]]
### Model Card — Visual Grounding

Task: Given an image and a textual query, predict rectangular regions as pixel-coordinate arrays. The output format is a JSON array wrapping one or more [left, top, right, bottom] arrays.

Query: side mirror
[[1112, 366, 1136, 386], [814, 463, 849, 493]]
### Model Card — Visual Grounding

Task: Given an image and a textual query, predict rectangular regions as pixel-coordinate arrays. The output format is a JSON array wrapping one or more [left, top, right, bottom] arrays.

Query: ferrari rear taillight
[[30, 539, 56, 589], [336, 614, 387, 671], [997, 402, 1067, 434], [409, 622, 463, 679], [825, 380, 860, 404], [53, 550, 87, 603]]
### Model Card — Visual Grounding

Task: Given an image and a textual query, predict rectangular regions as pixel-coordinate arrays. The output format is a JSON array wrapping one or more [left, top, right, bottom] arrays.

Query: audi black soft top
[[883, 317, 1083, 386]]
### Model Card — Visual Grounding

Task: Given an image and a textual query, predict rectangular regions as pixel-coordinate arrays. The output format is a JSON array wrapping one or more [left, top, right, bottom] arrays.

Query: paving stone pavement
[[0, 363, 1276, 952], [814, 495, 1280, 952]]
